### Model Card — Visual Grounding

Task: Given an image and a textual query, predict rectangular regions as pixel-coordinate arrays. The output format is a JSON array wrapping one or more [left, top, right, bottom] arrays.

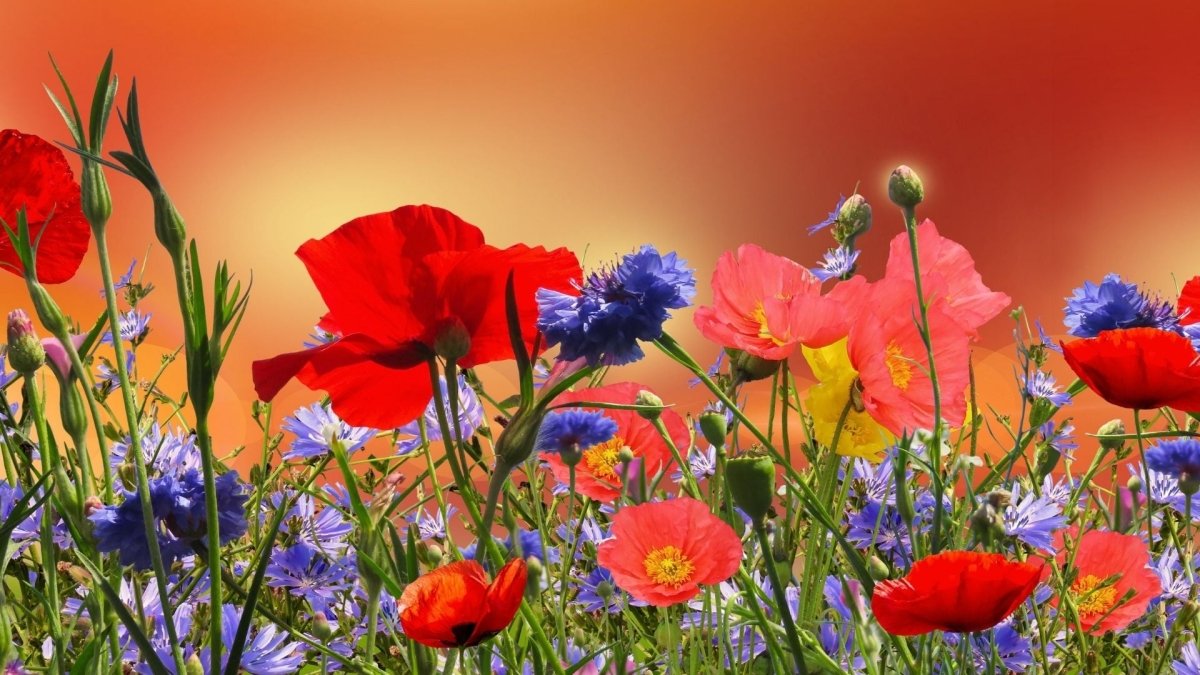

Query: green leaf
[[68, 638, 99, 675], [357, 547, 404, 598], [47, 53, 85, 147], [505, 272, 535, 407], [87, 50, 116, 150], [72, 555, 173, 675]]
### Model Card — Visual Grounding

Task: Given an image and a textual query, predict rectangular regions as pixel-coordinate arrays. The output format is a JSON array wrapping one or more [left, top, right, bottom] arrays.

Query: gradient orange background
[[4, 2, 1200, 470]]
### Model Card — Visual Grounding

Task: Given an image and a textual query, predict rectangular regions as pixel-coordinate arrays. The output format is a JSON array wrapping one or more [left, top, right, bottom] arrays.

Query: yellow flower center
[[582, 437, 626, 482], [751, 302, 787, 347], [884, 340, 914, 390], [1071, 574, 1119, 618], [642, 545, 695, 587]]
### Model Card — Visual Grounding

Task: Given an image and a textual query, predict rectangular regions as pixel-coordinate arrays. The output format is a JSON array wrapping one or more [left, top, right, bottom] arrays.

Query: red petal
[[0, 130, 90, 284], [294, 205, 485, 342], [468, 558, 528, 645], [1180, 276, 1200, 326], [251, 333, 434, 428], [1061, 328, 1200, 411], [399, 560, 491, 648]]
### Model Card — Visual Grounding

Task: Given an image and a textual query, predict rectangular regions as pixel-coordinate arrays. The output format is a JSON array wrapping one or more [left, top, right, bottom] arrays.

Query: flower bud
[[494, 409, 543, 469], [725, 450, 776, 526], [1097, 419, 1126, 453], [184, 653, 205, 675], [1126, 474, 1143, 494], [81, 161, 113, 229], [969, 502, 1005, 545], [153, 192, 188, 258], [5, 309, 45, 375], [1179, 474, 1199, 496], [58, 379, 89, 440], [726, 348, 781, 384], [834, 194, 872, 248], [698, 411, 728, 447], [433, 319, 471, 362], [635, 390, 664, 422], [985, 489, 1012, 510], [595, 580, 614, 601], [1178, 599, 1200, 627], [617, 447, 636, 465], [312, 613, 334, 640], [57, 561, 91, 585], [26, 283, 67, 336], [524, 556, 543, 596], [867, 555, 890, 581], [888, 165, 924, 209]]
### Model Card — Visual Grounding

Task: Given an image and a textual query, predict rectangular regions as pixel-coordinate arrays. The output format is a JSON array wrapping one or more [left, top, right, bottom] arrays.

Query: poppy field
[[3, 55, 1200, 675]]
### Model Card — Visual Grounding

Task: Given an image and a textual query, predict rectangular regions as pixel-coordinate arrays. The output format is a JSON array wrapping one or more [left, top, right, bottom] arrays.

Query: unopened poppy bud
[[26, 283, 67, 336], [985, 489, 1012, 510], [312, 613, 334, 640], [834, 194, 872, 248], [1180, 474, 1200, 496], [868, 555, 890, 581], [1035, 442, 1062, 479], [59, 380, 89, 439], [617, 447, 635, 465], [184, 654, 204, 675], [433, 319, 471, 362], [726, 348, 780, 384], [698, 411, 728, 447], [81, 161, 113, 229], [725, 451, 776, 526], [6, 309, 45, 375], [888, 165, 924, 210], [595, 580, 614, 601], [969, 503, 1005, 544], [494, 409, 543, 469], [634, 390, 664, 421], [524, 556, 543, 596], [1127, 475, 1143, 494], [1097, 419, 1126, 452]]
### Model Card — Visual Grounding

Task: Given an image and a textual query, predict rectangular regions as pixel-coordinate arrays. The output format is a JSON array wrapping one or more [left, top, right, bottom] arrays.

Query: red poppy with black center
[[0, 129, 91, 283], [871, 551, 1043, 636], [252, 205, 580, 428], [1060, 327, 1200, 412], [398, 558, 526, 648]]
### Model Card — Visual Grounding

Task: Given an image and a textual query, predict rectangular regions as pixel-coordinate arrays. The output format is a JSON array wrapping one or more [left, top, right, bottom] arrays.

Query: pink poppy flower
[[694, 244, 846, 360]]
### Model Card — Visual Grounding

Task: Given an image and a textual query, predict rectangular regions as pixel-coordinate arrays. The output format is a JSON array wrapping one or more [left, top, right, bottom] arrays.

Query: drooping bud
[[698, 411, 728, 447], [725, 450, 776, 526], [726, 348, 780, 384], [5, 309, 45, 375], [887, 165, 924, 210], [1097, 419, 1126, 453], [433, 319, 471, 362], [833, 194, 872, 248], [634, 390, 664, 422]]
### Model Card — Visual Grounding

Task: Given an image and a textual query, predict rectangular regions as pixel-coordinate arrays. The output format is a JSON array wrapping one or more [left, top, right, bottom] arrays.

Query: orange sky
[[3, 1, 1200, 471]]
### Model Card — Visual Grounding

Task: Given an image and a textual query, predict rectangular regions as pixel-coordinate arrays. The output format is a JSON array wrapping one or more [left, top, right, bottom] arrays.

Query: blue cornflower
[[200, 605, 306, 675], [845, 501, 912, 563], [671, 445, 717, 482], [276, 491, 351, 555], [1038, 421, 1078, 461], [90, 476, 190, 570], [266, 543, 356, 611], [281, 403, 377, 460], [849, 452, 903, 505], [1131, 462, 1200, 521], [101, 309, 151, 345], [1152, 548, 1192, 603], [1002, 482, 1066, 551], [819, 575, 867, 672], [1034, 319, 1064, 354], [302, 324, 341, 349], [573, 566, 647, 613], [1063, 273, 1178, 337], [461, 528, 559, 566], [687, 351, 725, 387], [942, 620, 1033, 673], [0, 351, 15, 389], [536, 409, 617, 454], [1146, 438, 1200, 481], [537, 245, 695, 366], [394, 376, 485, 455], [0, 481, 40, 557], [1024, 371, 1071, 407], [808, 195, 845, 235], [166, 470, 249, 546], [812, 246, 860, 282], [4, 661, 31, 675], [95, 351, 136, 393], [109, 423, 201, 477], [1176, 641, 1200, 675], [554, 517, 610, 558], [408, 504, 456, 540]]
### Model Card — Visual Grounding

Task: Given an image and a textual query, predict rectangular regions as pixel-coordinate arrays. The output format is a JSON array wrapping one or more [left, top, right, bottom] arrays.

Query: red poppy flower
[[540, 382, 686, 502], [252, 205, 581, 428], [1061, 328, 1200, 411], [1049, 528, 1159, 633], [596, 497, 742, 607], [398, 558, 527, 648], [871, 551, 1042, 635], [0, 129, 90, 283], [1180, 275, 1200, 325]]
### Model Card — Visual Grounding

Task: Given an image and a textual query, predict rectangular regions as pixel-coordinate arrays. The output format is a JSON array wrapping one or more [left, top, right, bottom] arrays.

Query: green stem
[[755, 524, 808, 674]]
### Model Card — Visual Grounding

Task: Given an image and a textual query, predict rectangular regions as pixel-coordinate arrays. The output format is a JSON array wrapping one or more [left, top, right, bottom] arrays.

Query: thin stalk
[[754, 524, 808, 674]]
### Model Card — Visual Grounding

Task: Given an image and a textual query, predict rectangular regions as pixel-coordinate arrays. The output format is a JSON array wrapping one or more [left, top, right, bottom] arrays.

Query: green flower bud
[[985, 489, 1012, 510], [969, 503, 1005, 545], [1178, 599, 1200, 627], [525, 556, 543, 597], [867, 555, 890, 581], [698, 411, 728, 447], [153, 192, 188, 258], [1097, 419, 1126, 452], [1179, 474, 1199, 496], [185, 653, 205, 675], [59, 379, 89, 440], [494, 409, 543, 469], [725, 450, 776, 526], [655, 621, 681, 651], [6, 309, 45, 375], [634, 390, 664, 421], [312, 612, 334, 640], [26, 283, 67, 336], [726, 348, 781, 384], [617, 447, 636, 466], [834, 194, 872, 248], [888, 165, 924, 209], [80, 161, 113, 229], [1126, 474, 1143, 494], [433, 319, 471, 362], [595, 580, 614, 601]]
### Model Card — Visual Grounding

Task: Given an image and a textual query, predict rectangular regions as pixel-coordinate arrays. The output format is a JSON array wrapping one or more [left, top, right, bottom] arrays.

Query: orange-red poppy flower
[[252, 205, 580, 428], [0, 129, 90, 283], [541, 382, 686, 502], [596, 497, 742, 607], [398, 558, 527, 648], [871, 551, 1042, 636], [1049, 528, 1160, 633], [1061, 327, 1200, 411]]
